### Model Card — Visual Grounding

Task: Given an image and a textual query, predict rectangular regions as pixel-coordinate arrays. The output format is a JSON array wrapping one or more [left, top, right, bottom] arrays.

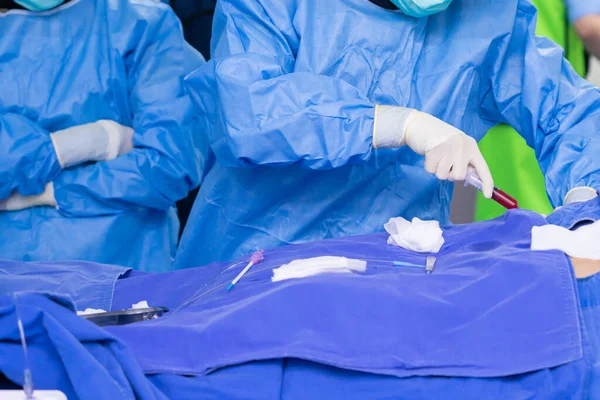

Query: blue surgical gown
[[0, 0, 205, 271], [176, 0, 600, 268]]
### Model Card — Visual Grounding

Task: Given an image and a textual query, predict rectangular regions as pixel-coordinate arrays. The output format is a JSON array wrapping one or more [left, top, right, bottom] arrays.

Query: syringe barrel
[[464, 170, 519, 209], [464, 171, 483, 191], [491, 188, 519, 209]]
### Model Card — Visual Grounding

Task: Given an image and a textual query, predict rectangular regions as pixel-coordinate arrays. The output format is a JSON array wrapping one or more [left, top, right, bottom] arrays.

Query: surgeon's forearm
[[574, 15, 600, 59], [185, 60, 376, 170], [0, 113, 61, 198], [53, 147, 197, 216]]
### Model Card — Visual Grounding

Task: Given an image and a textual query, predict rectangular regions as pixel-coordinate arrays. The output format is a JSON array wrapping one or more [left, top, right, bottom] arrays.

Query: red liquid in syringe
[[491, 188, 519, 209], [464, 170, 519, 210]]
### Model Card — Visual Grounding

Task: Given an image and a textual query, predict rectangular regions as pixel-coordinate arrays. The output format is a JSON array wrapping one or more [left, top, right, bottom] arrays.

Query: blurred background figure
[[569, 0, 600, 59], [0, 0, 204, 271], [474, 0, 591, 222]]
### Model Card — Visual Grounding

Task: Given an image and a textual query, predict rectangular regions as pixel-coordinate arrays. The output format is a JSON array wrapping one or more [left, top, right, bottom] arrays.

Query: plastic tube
[[464, 170, 518, 210]]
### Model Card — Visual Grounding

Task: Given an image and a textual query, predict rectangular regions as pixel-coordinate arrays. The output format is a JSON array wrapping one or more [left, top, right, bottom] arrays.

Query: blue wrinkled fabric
[[1, 209, 599, 398], [0, 115, 61, 198], [0, 292, 168, 400], [547, 197, 600, 229], [0, 0, 204, 271], [0, 284, 596, 400], [147, 335, 596, 400], [114, 210, 583, 379], [577, 273, 600, 397], [177, 0, 600, 268], [0, 260, 130, 311]]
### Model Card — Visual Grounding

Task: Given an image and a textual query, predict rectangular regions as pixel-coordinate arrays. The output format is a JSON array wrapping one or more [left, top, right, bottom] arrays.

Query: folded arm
[[54, 11, 201, 216], [184, 0, 376, 171], [0, 113, 61, 199]]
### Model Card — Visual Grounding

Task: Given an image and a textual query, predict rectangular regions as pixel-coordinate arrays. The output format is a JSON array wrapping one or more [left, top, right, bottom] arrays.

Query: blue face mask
[[389, 0, 452, 18], [14, 0, 65, 11]]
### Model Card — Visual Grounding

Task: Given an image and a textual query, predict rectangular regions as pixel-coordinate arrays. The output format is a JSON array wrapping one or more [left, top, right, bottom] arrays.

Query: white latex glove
[[373, 106, 494, 198], [0, 183, 56, 211], [50, 120, 134, 169]]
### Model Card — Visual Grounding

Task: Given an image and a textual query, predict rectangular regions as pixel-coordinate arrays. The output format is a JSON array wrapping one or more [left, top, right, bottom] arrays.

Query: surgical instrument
[[426, 256, 436, 274], [227, 250, 265, 291], [393, 261, 426, 268], [81, 307, 169, 327], [465, 170, 519, 209], [393, 256, 437, 274]]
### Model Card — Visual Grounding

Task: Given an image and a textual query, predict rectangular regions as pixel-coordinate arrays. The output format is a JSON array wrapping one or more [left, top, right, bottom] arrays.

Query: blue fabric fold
[[0, 292, 167, 400], [111, 210, 582, 379], [0, 260, 130, 311], [0, 208, 598, 398], [547, 197, 600, 230]]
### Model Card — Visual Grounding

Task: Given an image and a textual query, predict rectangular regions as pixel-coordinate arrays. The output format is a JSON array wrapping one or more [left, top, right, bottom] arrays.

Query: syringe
[[464, 170, 519, 209]]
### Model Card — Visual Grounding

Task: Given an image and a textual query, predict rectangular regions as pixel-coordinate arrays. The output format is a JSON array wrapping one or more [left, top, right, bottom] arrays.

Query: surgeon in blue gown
[[177, 0, 600, 269], [0, 0, 207, 271]]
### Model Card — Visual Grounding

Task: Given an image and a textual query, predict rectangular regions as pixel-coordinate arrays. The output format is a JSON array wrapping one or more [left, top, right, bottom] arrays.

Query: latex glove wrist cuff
[[50, 120, 134, 169], [97, 120, 126, 160], [372, 105, 413, 149], [51, 122, 112, 168]]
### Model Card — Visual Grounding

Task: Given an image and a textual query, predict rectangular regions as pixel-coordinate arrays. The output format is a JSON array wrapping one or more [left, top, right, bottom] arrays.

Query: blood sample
[[464, 170, 519, 210], [491, 188, 519, 209]]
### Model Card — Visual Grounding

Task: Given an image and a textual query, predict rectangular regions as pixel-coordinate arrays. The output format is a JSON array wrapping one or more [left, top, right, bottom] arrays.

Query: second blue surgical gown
[[0, 0, 205, 271], [176, 0, 600, 268]]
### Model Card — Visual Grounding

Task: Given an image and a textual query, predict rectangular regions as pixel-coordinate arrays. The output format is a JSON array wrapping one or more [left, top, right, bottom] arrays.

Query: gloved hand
[[0, 183, 56, 211], [50, 120, 134, 169], [373, 106, 494, 198]]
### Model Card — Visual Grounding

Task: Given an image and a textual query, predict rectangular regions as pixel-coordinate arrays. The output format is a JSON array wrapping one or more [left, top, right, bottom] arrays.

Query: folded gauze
[[531, 219, 600, 260], [384, 216, 445, 253], [272, 256, 367, 282]]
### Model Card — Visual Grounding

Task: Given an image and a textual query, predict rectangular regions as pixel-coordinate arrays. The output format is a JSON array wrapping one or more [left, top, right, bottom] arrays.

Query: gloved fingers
[[0, 193, 36, 211], [434, 153, 454, 180], [470, 154, 494, 198], [0, 198, 9, 212], [449, 157, 468, 182], [0, 183, 56, 212], [424, 149, 443, 175]]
